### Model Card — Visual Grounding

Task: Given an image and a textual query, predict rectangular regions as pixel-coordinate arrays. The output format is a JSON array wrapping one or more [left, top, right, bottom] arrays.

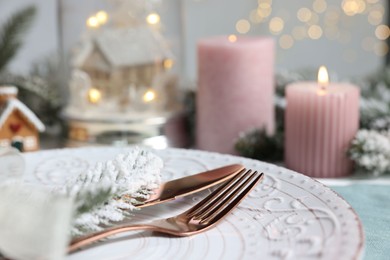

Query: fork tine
[[186, 168, 250, 218], [192, 170, 255, 220], [199, 172, 263, 224]]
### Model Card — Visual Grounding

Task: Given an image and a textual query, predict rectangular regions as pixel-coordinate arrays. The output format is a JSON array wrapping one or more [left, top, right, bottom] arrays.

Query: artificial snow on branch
[[348, 130, 390, 176], [61, 148, 163, 235]]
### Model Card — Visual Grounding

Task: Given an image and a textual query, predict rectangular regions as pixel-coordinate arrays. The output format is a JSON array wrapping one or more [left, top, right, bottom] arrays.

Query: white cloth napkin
[[0, 148, 24, 182], [0, 183, 73, 260]]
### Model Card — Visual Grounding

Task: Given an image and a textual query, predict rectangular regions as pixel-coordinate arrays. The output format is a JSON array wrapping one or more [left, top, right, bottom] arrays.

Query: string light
[[146, 13, 160, 25], [250, 9, 263, 23], [368, 10, 383, 25], [236, 19, 251, 34], [374, 41, 389, 56], [308, 25, 323, 39], [279, 34, 294, 49], [228, 34, 238, 42], [269, 17, 284, 34], [313, 0, 327, 14], [96, 11, 108, 24], [342, 0, 366, 16], [143, 90, 157, 103], [86, 16, 99, 28], [163, 59, 174, 69], [297, 8, 312, 22], [88, 88, 102, 104], [375, 25, 390, 40], [241, 1, 388, 56]]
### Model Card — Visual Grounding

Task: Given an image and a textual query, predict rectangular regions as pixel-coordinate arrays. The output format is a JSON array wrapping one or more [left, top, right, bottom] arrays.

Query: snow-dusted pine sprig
[[62, 148, 163, 236], [349, 130, 390, 176]]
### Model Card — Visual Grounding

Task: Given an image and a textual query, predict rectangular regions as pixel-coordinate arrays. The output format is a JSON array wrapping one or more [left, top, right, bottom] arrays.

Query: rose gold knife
[[136, 164, 245, 208]]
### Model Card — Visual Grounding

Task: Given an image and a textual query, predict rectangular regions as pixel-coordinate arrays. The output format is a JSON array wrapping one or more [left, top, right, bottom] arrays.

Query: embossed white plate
[[23, 147, 364, 260]]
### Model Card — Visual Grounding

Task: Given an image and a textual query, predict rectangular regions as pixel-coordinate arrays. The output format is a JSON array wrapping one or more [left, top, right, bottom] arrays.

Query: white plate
[[23, 147, 364, 260]]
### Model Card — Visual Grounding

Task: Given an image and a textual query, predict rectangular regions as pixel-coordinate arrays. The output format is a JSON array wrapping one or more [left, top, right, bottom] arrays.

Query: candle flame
[[317, 66, 329, 95], [318, 66, 329, 86]]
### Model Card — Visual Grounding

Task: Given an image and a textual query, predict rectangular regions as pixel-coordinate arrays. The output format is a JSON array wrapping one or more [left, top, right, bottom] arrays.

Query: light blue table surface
[[330, 184, 390, 260]]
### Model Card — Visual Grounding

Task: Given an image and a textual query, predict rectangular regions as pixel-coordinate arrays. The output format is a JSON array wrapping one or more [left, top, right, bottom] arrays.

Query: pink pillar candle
[[285, 80, 360, 178], [196, 36, 275, 154]]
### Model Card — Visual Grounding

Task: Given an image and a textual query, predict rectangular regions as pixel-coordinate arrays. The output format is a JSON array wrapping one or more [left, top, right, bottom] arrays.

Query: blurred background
[[1, 0, 387, 78], [0, 0, 388, 151]]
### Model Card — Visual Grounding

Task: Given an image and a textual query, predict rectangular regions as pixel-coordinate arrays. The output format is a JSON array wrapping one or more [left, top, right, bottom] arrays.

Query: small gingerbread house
[[0, 86, 45, 152]]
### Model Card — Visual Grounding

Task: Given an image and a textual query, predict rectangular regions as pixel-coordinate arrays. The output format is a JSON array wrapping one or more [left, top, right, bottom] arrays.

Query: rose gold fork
[[69, 169, 263, 253]]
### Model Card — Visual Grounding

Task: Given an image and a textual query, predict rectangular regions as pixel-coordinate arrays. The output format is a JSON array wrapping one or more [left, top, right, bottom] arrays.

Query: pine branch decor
[[235, 128, 284, 162], [60, 148, 164, 236], [0, 6, 37, 73], [348, 130, 390, 176]]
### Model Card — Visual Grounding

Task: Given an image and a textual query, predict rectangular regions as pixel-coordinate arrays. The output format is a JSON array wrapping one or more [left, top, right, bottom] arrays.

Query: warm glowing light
[[317, 66, 329, 96], [368, 10, 383, 25], [236, 19, 251, 34], [374, 41, 389, 56], [163, 59, 174, 69], [228, 34, 237, 42], [313, 0, 327, 14], [257, 7, 272, 18], [342, 0, 366, 16], [259, 3, 271, 9], [143, 90, 156, 102], [308, 25, 323, 39], [146, 13, 160, 25], [88, 88, 102, 104], [318, 66, 329, 87], [96, 11, 108, 25], [297, 8, 312, 22], [375, 25, 390, 40], [250, 9, 263, 23], [279, 34, 294, 49], [87, 16, 99, 28], [269, 17, 284, 34]]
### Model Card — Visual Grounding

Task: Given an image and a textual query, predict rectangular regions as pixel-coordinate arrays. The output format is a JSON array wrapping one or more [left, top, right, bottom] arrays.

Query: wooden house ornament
[[0, 86, 45, 152], [72, 26, 173, 97]]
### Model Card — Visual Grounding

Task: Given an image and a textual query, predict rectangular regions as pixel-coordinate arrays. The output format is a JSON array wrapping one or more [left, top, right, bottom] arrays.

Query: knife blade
[[136, 164, 245, 208]]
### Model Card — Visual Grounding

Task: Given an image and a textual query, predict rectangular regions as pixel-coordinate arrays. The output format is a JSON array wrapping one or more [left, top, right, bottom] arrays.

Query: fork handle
[[68, 224, 155, 253]]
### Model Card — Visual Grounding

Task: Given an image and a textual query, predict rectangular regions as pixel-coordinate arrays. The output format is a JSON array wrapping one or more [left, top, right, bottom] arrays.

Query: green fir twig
[[0, 5, 37, 73]]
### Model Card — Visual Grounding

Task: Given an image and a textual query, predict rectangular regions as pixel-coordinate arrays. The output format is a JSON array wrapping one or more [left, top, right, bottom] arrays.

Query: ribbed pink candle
[[196, 36, 275, 154], [285, 82, 360, 178]]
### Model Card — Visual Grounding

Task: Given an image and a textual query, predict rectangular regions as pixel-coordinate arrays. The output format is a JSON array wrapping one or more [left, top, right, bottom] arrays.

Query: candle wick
[[317, 84, 328, 96]]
